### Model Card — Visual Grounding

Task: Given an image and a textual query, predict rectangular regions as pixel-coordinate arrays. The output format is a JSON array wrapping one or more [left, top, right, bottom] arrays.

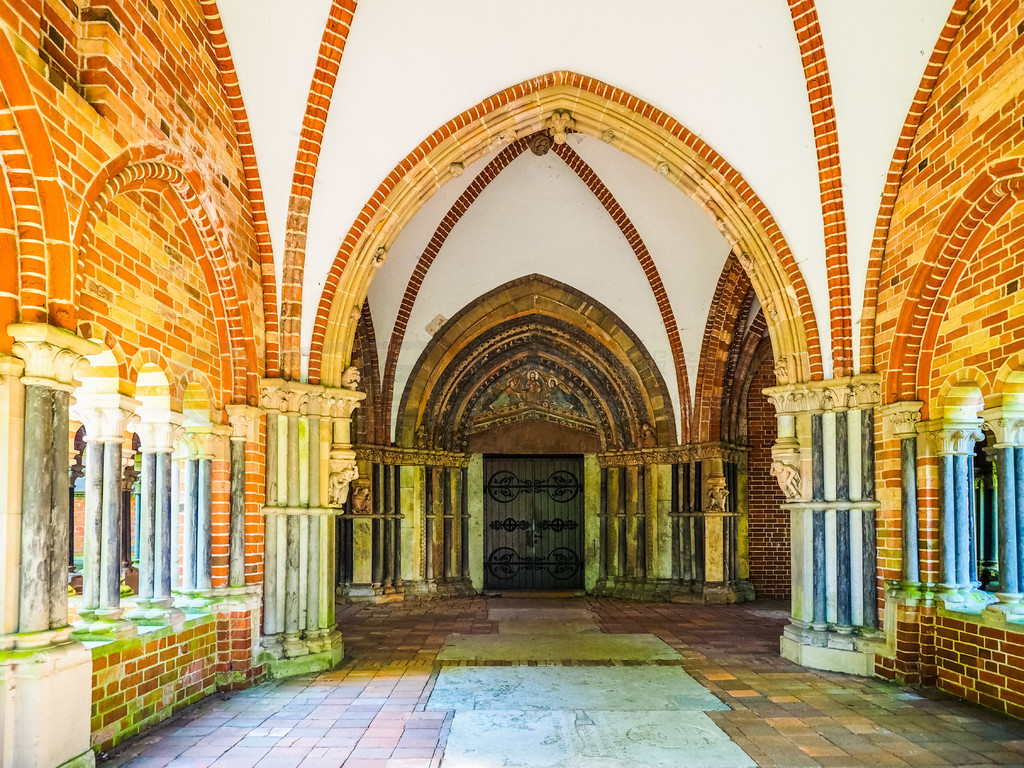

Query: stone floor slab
[[435, 632, 680, 661], [427, 666, 726, 712], [441, 709, 756, 767]]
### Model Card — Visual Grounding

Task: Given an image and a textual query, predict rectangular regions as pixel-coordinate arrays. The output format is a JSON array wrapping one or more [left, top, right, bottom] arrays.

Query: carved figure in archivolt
[[769, 461, 802, 500]]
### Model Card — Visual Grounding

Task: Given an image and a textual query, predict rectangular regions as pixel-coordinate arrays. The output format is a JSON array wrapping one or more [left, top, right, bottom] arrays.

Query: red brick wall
[[90, 617, 218, 753], [746, 354, 790, 599], [934, 614, 1024, 720]]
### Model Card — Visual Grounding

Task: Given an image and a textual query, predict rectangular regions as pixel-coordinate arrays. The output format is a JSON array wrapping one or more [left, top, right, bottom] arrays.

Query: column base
[[984, 593, 1024, 620], [71, 613, 138, 641], [283, 632, 309, 658], [125, 602, 187, 628], [0, 638, 95, 768], [935, 587, 999, 614], [780, 621, 884, 676], [264, 629, 343, 679]]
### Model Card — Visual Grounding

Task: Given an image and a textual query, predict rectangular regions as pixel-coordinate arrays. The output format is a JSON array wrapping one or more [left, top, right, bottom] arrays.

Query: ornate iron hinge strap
[[489, 517, 532, 532], [485, 547, 581, 581], [485, 470, 581, 503]]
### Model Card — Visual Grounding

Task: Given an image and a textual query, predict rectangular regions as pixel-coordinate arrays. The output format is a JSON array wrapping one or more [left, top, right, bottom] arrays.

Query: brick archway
[[310, 72, 824, 389], [73, 153, 260, 404], [885, 163, 1024, 408]]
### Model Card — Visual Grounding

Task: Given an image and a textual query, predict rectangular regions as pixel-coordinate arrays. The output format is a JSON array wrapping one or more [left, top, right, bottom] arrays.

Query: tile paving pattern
[[100, 598, 1024, 767]]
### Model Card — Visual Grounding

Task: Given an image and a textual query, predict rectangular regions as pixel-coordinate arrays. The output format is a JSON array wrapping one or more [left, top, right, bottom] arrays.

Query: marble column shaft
[[100, 438, 124, 611], [229, 435, 246, 588], [996, 446, 1019, 594], [19, 384, 55, 633], [900, 436, 920, 585]]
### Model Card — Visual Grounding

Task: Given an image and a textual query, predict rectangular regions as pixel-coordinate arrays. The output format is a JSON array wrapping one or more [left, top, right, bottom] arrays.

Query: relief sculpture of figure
[[328, 465, 359, 507], [350, 485, 371, 514], [769, 460, 802, 500]]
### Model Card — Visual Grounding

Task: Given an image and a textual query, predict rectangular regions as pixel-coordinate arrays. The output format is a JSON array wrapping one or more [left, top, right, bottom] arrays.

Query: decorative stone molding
[[69, 392, 140, 442], [596, 442, 747, 468], [225, 403, 261, 443], [981, 406, 1024, 448], [135, 409, 185, 452], [921, 419, 984, 456], [764, 374, 881, 416], [880, 400, 924, 440], [0, 354, 26, 382], [260, 378, 366, 417], [544, 109, 575, 144], [356, 445, 469, 468], [8, 322, 100, 391]]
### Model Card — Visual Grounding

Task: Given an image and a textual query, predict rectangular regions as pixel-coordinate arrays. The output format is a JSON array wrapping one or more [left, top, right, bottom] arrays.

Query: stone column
[[225, 405, 259, 589], [176, 427, 216, 610], [70, 390, 140, 639], [766, 375, 883, 676], [982, 406, 1024, 616], [259, 378, 362, 675], [1, 325, 103, 768], [925, 419, 987, 609], [129, 409, 184, 624], [881, 402, 923, 591]]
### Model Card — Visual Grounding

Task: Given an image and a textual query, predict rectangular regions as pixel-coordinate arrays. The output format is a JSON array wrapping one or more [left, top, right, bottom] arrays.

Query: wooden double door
[[483, 455, 584, 590]]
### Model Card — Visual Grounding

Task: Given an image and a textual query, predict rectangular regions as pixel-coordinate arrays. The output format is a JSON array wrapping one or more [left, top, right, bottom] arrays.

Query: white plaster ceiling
[[217, 0, 956, 380]]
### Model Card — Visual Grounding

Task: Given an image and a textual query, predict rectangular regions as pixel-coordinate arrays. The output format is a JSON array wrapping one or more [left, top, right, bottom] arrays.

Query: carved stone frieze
[[596, 442, 747, 468], [355, 445, 469, 468], [764, 374, 881, 416], [9, 322, 100, 391]]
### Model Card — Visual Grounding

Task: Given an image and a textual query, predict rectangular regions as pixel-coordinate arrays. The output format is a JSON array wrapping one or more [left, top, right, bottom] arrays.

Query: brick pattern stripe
[[279, 0, 359, 380], [199, 1, 282, 378], [887, 169, 1024, 403], [789, 0, 853, 376], [0, 28, 73, 328], [308, 71, 825, 385], [858, 0, 972, 373], [692, 253, 753, 443]]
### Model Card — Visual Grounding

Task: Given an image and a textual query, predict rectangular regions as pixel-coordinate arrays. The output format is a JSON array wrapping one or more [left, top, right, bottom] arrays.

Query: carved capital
[[179, 427, 217, 459], [225, 403, 260, 442], [135, 409, 185, 452], [923, 419, 984, 456], [981, 406, 1024, 447], [881, 401, 924, 440], [764, 375, 881, 416], [8, 323, 100, 391], [260, 378, 313, 414], [69, 392, 140, 442]]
